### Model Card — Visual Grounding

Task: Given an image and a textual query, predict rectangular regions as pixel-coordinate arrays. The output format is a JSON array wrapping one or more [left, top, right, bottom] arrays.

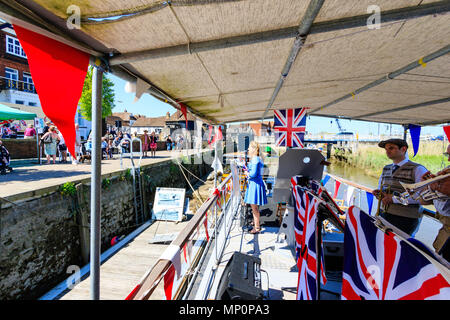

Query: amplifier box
[[215, 251, 264, 300]]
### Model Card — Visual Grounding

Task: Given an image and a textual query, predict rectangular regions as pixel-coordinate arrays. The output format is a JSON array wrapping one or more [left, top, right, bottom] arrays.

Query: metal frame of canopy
[[1, 0, 449, 300]]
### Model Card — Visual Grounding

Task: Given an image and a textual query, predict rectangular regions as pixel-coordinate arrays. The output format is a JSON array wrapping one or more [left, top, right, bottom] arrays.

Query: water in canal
[[325, 161, 442, 249]]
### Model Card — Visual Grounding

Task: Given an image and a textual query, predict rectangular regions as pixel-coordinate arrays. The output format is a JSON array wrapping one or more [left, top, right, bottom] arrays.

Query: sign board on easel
[[151, 187, 186, 222], [34, 117, 44, 134]]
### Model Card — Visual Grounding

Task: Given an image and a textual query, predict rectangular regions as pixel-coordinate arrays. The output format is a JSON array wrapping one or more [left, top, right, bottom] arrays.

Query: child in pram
[[0, 139, 13, 175]]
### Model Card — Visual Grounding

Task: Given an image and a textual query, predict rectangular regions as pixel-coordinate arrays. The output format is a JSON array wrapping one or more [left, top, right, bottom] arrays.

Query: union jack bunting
[[293, 186, 327, 300], [0, 119, 13, 126], [273, 108, 307, 148], [290, 176, 324, 196], [342, 206, 450, 300]]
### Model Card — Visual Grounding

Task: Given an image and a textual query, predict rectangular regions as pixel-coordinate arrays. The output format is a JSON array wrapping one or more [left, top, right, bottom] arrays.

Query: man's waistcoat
[[380, 161, 423, 219]]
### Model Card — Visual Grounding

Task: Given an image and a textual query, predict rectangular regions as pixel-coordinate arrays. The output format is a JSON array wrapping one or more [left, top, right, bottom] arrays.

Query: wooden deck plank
[[58, 218, 193, 300]]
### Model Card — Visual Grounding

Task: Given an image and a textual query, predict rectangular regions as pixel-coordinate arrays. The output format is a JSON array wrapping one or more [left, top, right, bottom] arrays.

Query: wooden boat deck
[[57, 219, 190, 300]]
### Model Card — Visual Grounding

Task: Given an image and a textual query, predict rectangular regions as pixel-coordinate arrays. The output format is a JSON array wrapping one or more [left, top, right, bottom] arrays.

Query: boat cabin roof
[[1, 1, 449, 125]]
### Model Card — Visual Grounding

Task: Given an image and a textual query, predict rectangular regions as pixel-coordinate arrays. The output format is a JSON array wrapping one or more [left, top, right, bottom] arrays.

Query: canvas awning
[[1, 1, 449, 126], [0, 103, 37, 120]]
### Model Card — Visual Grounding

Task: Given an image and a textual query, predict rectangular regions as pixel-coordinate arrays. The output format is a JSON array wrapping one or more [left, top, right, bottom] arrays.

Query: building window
[[15, 100, 24, 105], [6, 35, 26, 58], [23, 72, 35, 92], [28, 102, 37, 106], [5, 67, 18, 89]]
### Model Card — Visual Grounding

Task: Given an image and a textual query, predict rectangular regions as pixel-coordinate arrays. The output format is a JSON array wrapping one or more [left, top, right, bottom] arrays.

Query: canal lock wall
[[0, 153, 212, 300]]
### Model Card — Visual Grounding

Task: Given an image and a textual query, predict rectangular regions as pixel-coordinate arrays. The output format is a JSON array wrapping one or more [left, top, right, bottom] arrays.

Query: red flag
[[124, 284, 141, 300], [203, 218, 209, 241], [211, 126, 223, 145], [179, 103, 188, 129], [333, 180, 341, 199], [208, 125, 213, 144], [444, 125, 450, 142], [13, 25, 90, 157], [163, 265, 176, 300]]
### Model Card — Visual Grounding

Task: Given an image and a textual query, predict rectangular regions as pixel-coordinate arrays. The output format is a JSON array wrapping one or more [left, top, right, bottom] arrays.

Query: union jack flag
[[342, 206, 450, 300], [273, 108, 306, 148], [293, 186, 327, 300]]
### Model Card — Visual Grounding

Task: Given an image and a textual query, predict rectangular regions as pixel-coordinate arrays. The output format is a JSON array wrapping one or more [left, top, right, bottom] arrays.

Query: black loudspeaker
[[215, 252, 264, 300]]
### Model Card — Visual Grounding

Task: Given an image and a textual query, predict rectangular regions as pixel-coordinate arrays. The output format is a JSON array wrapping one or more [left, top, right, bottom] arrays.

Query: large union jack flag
[[342, 206, 450, 300], [273, 108, 306, 148], [293, 186, 327, 300]]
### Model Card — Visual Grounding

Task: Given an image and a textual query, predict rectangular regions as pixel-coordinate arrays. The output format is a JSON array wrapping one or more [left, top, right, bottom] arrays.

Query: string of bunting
[[321, 174, 375, 215]]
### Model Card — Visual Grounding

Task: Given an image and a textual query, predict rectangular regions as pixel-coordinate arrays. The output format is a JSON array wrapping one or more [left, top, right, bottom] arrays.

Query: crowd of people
[[74, 126, 167, 164], [1, 120, 190, 169]]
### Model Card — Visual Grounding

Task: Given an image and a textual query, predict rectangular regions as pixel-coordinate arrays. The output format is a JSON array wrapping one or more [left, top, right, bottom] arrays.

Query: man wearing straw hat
[[373, 138, 428, 236]]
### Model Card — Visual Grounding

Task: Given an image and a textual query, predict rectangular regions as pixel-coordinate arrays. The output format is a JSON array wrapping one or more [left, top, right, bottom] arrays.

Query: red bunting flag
[[204, 218, 209, 241], [208, 125, 213, 146], [163, 265, 176, 300], [211, 126, 223, 145], [13, 25, 90, 157], [333, 180, 341, 199], [178, 102, 189, 129], [444, 125, 450, 142]]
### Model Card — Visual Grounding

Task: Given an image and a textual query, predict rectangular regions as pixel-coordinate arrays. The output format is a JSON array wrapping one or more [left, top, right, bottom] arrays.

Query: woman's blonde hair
[[248, 141, 262, 157]]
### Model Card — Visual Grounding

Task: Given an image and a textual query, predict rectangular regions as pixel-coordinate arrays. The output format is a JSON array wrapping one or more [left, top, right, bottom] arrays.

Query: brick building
[[0, 24, 40, 107], [0, 23, 91, 139]]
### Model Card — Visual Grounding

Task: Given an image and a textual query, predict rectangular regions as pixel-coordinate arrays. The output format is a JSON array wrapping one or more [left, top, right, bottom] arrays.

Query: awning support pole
[[310, 44, 450, 114], [90, 62, 103, 300]]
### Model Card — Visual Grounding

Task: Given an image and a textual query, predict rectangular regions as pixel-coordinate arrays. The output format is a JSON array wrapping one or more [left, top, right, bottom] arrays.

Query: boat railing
[[119, 137, 143, 169], [126, 169, 238, 300], [326, 173, 437, 220]]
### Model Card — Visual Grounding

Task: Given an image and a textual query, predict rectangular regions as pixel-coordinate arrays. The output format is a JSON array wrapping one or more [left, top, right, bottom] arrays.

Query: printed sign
[[151, 187, 186, 222]]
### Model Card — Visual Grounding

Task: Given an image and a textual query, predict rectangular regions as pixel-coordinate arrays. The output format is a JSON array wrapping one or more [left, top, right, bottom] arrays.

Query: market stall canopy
[[0, 103, 37, 120], [0, 102, 45, 119], [1, 0, 449, 125]]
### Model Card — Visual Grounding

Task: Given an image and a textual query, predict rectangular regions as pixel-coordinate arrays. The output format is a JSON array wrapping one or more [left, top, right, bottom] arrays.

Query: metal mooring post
[[90, 61, 103, 300]]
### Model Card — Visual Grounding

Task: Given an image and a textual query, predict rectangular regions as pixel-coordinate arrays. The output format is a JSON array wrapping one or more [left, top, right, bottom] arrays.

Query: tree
[[79, 66, 116, 121]]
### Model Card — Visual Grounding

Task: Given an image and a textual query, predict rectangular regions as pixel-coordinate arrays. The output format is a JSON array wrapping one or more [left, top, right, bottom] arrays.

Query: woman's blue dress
[[244, 156, 267, 205]]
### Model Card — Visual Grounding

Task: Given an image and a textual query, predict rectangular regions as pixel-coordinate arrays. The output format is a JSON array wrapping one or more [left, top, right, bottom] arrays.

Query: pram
[[0, 143, 13, 175], [79, 141, 92, 163], [79, 140, 108, 163]]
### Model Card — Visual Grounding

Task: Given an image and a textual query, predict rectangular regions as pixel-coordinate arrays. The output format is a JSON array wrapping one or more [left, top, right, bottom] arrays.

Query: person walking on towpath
[[372, 138, 428, 236]]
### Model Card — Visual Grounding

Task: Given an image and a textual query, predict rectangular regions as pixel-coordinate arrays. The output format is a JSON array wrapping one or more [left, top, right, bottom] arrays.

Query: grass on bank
[[334, 141, 448, 179]]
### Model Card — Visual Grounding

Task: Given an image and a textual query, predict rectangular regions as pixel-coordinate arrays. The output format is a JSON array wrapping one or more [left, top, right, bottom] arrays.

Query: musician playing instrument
[[420, 144, 450, 261], [372, 139, 428, 236]]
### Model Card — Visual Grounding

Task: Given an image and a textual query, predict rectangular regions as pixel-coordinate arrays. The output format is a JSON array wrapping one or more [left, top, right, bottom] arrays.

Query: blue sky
[[109, 74, 446, 137]]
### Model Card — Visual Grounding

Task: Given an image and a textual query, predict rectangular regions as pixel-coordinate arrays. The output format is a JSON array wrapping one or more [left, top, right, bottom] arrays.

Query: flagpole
[[90, 61, 103, 300]]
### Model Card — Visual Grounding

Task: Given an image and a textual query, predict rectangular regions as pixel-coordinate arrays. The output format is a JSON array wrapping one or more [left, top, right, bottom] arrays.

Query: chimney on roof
[[166, 112, 170, 119]]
